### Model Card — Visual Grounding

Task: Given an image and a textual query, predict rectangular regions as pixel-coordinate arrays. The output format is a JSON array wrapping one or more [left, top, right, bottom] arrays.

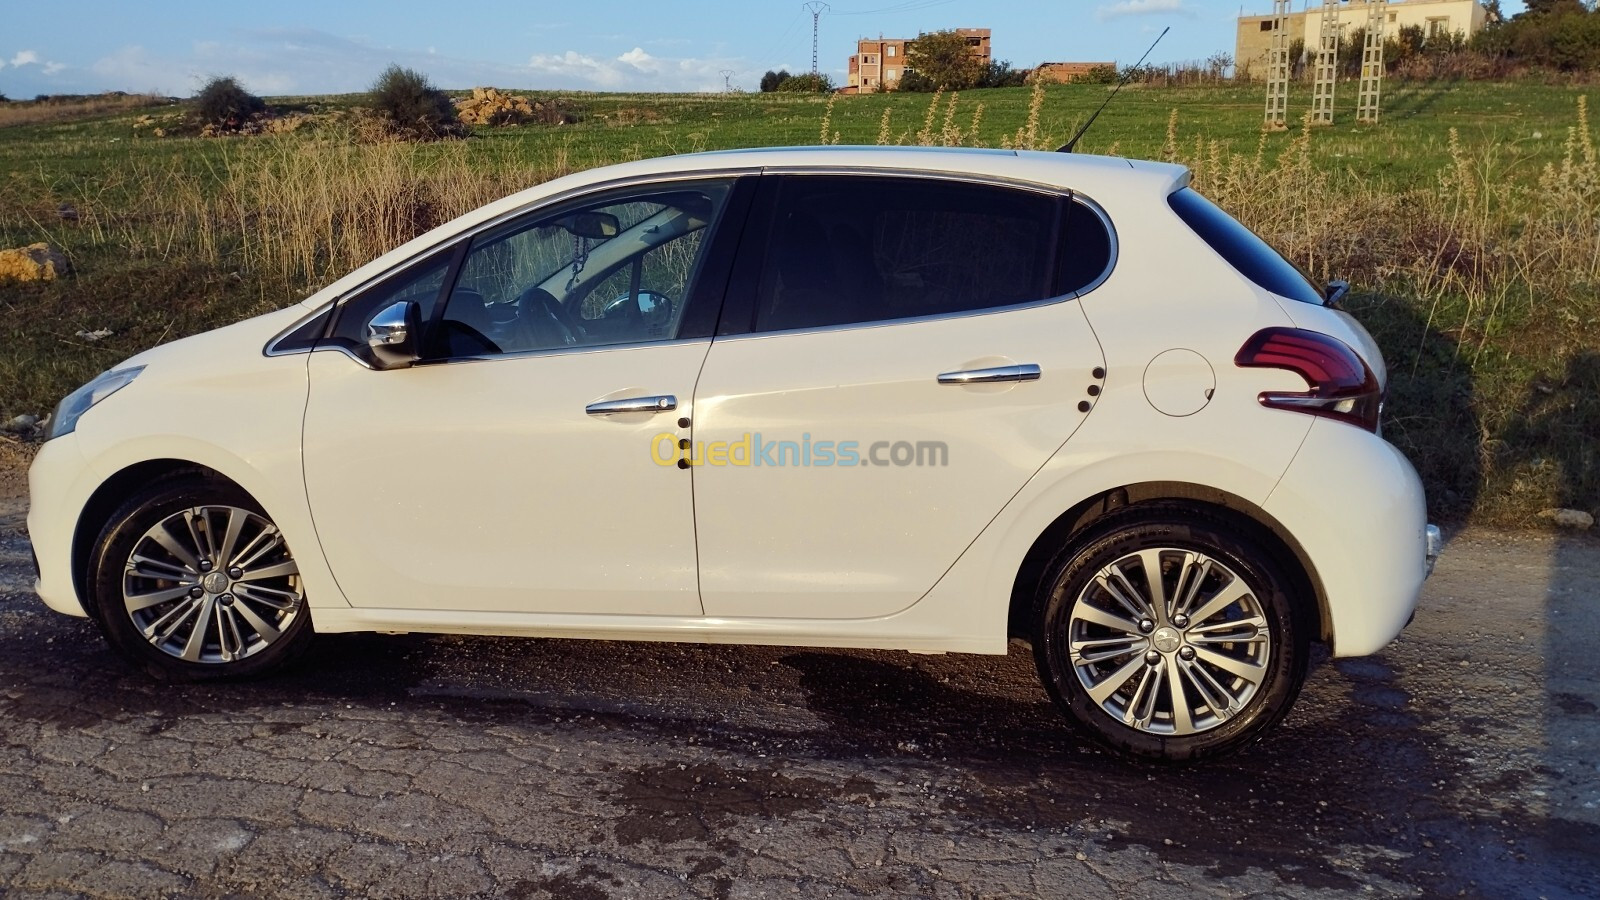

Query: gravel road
[[0, 465, 1596, 899]]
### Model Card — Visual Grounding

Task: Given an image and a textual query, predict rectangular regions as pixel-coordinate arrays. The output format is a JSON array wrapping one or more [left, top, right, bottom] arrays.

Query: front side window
[[433, 181, 731, 357], [751, 176, 1061, 333]]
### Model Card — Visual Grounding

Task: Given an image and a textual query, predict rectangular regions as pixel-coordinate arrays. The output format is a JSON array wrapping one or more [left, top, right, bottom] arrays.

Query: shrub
[[975, 61, 1026, 89], [776, 72, 834, 93], [369, 65, 464, 140], [192, 76, 265, 129]]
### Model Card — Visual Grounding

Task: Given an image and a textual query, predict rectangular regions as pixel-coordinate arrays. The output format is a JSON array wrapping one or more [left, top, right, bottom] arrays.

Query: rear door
[[690, 173, 1114, 620]]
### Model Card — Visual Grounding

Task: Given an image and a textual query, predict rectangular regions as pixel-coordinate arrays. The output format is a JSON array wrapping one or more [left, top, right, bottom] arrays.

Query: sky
[[0, 0, 1528, 99]]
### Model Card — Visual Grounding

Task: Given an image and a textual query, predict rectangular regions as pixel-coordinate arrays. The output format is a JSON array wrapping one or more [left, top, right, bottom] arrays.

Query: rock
[[3, 414, 38, 433], [455, 87, 574, 126], [1538, 508, 1595, 530], [0, 243, 70, 283]]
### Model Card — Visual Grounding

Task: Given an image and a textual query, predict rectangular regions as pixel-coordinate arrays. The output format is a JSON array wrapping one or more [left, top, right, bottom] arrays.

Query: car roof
[[301, 146, 1189, 309]]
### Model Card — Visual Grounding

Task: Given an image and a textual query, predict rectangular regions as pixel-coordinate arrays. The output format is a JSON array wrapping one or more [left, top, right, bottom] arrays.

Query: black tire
[[1033, 504, 1310, 763], [89, 475, 314, 682]]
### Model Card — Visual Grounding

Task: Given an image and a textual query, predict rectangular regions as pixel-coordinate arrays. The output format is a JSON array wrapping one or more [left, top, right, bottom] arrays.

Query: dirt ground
[[0, 462, 1596, 899]]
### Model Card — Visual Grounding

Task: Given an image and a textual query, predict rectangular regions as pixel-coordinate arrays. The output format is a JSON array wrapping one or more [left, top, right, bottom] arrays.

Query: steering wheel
[[513, 287, 586, 349]]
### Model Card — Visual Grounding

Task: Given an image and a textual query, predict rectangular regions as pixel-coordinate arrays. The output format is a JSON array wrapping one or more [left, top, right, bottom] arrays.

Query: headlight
[[46, 366, 145, 441]]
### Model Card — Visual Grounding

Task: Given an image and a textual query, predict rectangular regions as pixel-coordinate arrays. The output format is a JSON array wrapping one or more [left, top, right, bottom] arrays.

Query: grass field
[[1, 79, 1596, 524]]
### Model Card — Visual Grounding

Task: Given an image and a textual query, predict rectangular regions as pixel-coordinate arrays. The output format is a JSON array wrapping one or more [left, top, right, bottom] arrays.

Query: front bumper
[[26, 434, 96, 617]]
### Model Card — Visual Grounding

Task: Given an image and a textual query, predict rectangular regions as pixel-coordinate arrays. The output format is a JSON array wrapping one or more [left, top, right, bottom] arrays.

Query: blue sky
[[0, 0, 1523, 98]]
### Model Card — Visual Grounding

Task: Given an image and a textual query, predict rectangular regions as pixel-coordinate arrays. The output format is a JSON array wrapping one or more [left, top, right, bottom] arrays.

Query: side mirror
[[366, 300, 420, 369], [1324, 279, 1350, 308]]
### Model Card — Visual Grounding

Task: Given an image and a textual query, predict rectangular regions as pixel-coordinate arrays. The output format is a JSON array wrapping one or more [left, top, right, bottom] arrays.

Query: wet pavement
[[1, 480, 1597, 898]]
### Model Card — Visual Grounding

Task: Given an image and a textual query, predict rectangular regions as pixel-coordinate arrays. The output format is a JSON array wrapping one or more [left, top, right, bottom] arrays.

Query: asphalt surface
[[0, 468, 1597, 899]]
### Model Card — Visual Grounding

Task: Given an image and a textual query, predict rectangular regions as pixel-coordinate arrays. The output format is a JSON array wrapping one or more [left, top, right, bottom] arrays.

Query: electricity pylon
[[1357, 0, 1389, 123], [804, 2, 830, 74], [1311, 0, 1341, 126], [1263, 0, 1291, 130]]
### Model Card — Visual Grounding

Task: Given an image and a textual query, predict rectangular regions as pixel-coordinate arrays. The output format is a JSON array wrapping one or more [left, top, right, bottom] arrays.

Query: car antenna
[[1057, 26, 1170, 154]]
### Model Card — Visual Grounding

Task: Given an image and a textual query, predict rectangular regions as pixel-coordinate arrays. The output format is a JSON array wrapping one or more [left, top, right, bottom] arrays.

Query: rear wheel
[[89, 477, 313, 681], [1034, 507, 1310, 763]]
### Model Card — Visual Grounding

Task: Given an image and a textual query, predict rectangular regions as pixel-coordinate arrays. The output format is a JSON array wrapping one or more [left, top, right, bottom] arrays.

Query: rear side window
[[1167, 188, 1324, 305], [751, 176, 1060, 333]]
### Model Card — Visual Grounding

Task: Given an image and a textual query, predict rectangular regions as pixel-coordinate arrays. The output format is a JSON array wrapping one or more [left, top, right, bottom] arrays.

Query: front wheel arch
[[72, 460, 247, 620], [1007, 484, 1328, 647]]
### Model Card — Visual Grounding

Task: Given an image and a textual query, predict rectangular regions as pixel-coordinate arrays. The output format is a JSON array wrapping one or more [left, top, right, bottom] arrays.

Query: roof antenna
[[1058, 26, 1170, 154]]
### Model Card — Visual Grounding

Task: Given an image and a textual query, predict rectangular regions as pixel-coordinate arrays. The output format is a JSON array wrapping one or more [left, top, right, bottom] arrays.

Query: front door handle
[[937, 364, 1042, 385], [585, 395, 678, 416]]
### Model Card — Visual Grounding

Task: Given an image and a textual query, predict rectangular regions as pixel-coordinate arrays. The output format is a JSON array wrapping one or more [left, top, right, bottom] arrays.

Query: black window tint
[[271, 306, 333, 353], [753, 176, 1059, 333], [1057, 199, 1114, 295], [1167, 188, 1324, 305]]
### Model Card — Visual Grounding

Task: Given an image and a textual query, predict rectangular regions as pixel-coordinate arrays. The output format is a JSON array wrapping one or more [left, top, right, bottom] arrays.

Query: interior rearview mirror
[[366, 300, 420, 369], [560, 211, 620, 240]]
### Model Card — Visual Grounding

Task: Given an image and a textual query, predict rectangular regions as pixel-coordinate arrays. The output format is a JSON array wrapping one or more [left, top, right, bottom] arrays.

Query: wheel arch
[[70, 459, 248, 618], [1006, 481, 1329, 645]]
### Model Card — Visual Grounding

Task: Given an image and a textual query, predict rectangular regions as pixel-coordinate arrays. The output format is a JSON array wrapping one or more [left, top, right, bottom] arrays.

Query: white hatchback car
[[27, 147, 1439, 762]]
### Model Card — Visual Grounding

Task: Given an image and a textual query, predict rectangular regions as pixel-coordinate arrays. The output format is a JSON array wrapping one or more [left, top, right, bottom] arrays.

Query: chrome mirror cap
[[366, 301, 418, 369]]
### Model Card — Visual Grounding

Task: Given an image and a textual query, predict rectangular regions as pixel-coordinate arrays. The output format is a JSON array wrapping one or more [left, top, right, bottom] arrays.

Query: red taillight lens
[[1235, 327, 1381, 432]]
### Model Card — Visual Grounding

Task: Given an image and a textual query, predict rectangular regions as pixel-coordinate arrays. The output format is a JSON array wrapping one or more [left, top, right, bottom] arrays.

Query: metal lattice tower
[[720, 69, 735, 92], [1357, 0, 1388, 123], [1311, 0, 1341, 126], [804, 2, 830, 74], [1263, 0, 1291, 129]]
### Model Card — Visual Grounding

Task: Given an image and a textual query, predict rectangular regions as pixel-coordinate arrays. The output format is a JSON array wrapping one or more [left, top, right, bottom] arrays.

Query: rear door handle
[[585, 395, 677, 416], [937, 364, 1041, 385]]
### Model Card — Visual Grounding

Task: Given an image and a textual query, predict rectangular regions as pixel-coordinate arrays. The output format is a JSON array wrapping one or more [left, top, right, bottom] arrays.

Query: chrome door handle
[[937, 364, 1041, 385], [585, 395, 677, 416]]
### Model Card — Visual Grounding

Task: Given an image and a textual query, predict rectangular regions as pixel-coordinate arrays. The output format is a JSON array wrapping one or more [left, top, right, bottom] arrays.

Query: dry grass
[[0, 94, 170, 129]]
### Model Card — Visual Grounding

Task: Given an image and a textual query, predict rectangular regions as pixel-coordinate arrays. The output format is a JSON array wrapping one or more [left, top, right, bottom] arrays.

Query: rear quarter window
[[1167, 188, 1324, 306]]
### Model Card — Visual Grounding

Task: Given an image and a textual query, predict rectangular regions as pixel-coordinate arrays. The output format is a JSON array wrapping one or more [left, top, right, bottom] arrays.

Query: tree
[[760, 69, 791, 92], [776, 72, 834, 92], [902, 30, 984, 91], [975, 60, 1026, 88]]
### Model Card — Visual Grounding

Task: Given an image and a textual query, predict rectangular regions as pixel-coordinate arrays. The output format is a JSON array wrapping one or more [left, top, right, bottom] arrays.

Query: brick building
[[848, 28, 991, 93], [1236, 0, 1489, 79]]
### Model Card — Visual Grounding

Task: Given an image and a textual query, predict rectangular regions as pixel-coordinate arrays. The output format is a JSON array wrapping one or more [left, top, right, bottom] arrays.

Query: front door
[[301, 177, 746, 615]]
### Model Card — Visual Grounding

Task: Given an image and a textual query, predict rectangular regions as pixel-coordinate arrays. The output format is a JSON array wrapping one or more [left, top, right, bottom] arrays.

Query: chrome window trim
[[259, 162, 1119, 360]]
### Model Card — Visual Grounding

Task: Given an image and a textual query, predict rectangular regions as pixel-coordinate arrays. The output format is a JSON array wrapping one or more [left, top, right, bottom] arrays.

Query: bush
[[776, 72, 834, 93], [192, 76, 265, 129], [369, 65, 464, 140], [975, 60, 1026, 89], [759, 69, 791, 93]]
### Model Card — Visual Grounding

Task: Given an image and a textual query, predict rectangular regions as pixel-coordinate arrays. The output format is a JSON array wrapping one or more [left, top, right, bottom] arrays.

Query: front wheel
[[1034, 508, 1310, 763], [89, 477, 313, 681]]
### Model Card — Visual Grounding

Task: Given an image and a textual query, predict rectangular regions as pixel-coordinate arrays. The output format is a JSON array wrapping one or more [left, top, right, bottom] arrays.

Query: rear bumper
[[1263, 419, 1429, 658], [26, 434, 96, 618]]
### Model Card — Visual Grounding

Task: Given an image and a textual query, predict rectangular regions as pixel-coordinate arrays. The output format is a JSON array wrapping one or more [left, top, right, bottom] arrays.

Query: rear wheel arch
[[1007, 482, 1328, 645]]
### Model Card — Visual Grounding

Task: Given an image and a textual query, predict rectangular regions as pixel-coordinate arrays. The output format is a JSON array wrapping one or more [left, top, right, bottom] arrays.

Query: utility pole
[[1311, 0, 1340, 126], [1357, 0, 1388, 123], [720, 69, 735, 92], [804, 1, 830, 74], [1263, 0, 1290, 130]]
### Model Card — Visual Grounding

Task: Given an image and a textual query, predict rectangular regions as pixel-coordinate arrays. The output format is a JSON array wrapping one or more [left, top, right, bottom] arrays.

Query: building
[[1029, 61, 1118, 84], [848, 28, 991, 94], [1236, 0, 1489, 79]]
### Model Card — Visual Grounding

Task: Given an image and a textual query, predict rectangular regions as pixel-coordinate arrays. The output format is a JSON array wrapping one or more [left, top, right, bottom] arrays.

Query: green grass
[[1, 79, 1597, 525]]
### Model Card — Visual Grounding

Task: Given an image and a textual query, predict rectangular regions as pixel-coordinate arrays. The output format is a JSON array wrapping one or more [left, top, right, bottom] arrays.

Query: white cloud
[[10, 49, 40, 67], [42, 61, 63, 75], [528, 46, 733, 92], [1096, 0, 1191, 21]]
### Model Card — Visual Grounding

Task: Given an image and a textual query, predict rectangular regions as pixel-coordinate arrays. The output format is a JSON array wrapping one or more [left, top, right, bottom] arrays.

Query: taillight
[[1235, 327, 1381, 432]]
